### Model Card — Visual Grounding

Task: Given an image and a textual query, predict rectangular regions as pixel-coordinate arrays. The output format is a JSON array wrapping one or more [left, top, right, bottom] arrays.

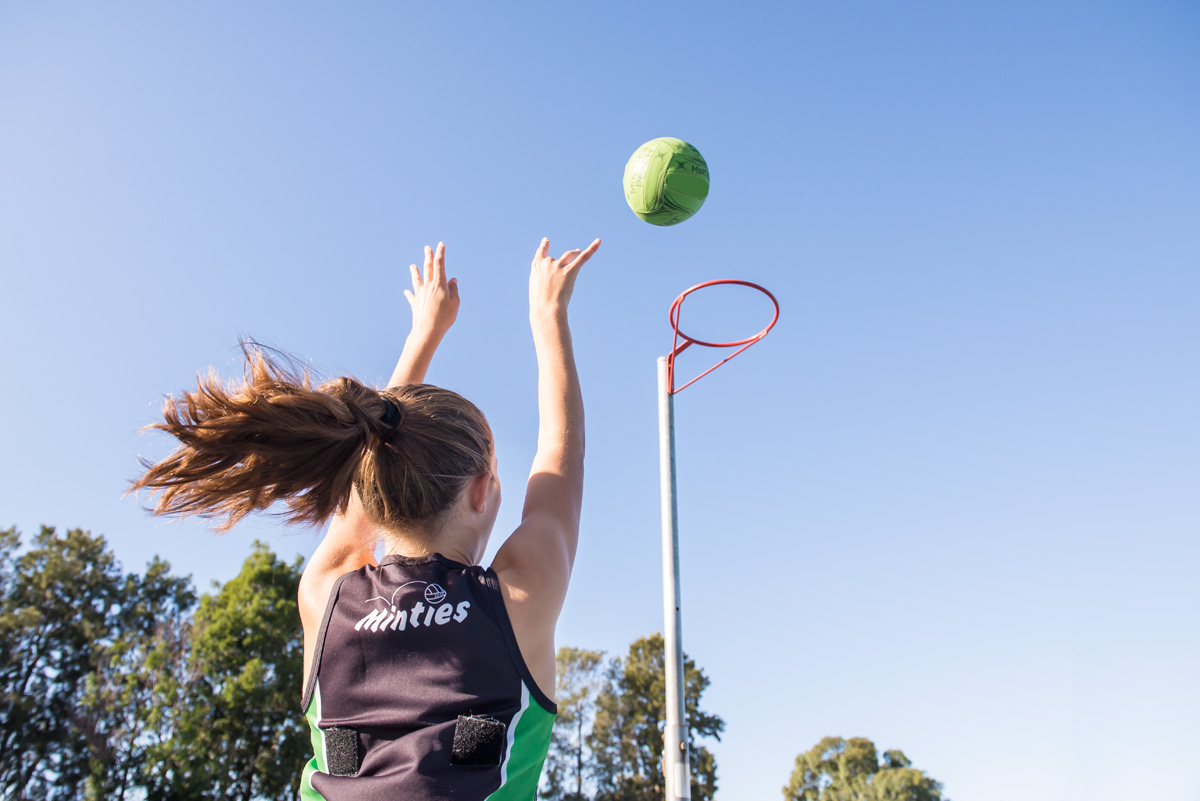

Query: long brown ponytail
[[132, 346, 493, 534]]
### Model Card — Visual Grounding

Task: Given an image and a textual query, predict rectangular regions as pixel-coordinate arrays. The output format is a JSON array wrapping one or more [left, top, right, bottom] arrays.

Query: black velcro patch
[[326, 727, 360, 776], [451, 715, 507, 766]]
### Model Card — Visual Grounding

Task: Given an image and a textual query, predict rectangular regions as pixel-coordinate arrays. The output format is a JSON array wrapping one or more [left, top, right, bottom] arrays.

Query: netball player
[[133, 237, 601, 799]]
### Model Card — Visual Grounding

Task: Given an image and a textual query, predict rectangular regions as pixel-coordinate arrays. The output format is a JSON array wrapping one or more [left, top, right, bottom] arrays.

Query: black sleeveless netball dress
[[299, 554, 556, 801]]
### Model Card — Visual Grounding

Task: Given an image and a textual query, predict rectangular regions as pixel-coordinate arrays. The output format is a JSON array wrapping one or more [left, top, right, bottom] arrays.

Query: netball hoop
[[657, 279, 778, 801], [667, 279, 780, 394]]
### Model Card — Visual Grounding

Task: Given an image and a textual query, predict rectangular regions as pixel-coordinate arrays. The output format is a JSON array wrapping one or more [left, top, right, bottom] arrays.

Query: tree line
[[1, 525, 945, 800], [540, 647, 946, 801], [1, 526, 305, 801]]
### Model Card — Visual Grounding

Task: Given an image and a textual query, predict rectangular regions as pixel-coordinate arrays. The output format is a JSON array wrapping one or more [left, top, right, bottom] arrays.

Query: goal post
[[657, 279, 778, 801]]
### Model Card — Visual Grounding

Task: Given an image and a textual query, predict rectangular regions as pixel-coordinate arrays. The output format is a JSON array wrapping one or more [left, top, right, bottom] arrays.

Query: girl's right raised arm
[[493, 237, 600, 693]]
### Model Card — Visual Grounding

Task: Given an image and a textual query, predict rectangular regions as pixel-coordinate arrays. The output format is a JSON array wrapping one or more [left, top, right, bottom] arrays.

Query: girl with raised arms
[[133, 236, 601, 800]]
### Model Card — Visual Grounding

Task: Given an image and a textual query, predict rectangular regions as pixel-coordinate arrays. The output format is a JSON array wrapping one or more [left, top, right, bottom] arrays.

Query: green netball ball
[[622, 137, 709, 226]]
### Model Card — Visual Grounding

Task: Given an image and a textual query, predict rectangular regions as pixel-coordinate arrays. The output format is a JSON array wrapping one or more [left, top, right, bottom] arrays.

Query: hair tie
[[380, 397, 403, 433]]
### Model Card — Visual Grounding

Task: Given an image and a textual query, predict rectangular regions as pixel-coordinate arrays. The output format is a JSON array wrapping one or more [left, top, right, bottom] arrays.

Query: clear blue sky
[[2, 2, 1197, 799]]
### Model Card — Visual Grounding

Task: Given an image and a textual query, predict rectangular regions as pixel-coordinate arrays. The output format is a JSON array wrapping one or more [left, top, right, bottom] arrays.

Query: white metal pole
[[658, 356, 690, 801]]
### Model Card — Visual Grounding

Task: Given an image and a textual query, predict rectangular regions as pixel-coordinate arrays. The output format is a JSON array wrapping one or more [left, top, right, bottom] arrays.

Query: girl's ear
[[469, 472, 492, 514]]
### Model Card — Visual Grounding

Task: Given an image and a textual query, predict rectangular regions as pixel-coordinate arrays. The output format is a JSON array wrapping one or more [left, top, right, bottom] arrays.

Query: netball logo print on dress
[[354, 579, 471, 634]]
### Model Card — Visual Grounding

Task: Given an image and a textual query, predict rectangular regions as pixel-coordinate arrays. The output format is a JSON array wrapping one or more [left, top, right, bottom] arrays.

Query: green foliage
[[144, 541, 307, 801], [542, 646, 606, 801], [782, 737, 946, 801], [0, 526, 129, 799], [80, 555, 197, 801], [0, 527, 307, 801], [588, 634, 724, 801]]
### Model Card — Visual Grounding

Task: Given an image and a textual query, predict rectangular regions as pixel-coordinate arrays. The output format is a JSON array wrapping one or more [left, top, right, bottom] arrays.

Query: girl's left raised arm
[[389, 241, 460, 387], [300, 242, 461, 634]]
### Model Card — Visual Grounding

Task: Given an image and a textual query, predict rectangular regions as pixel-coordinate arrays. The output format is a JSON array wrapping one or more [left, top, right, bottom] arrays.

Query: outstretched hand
[[529, 237, 601, 321], [406, 242, 460, 339]]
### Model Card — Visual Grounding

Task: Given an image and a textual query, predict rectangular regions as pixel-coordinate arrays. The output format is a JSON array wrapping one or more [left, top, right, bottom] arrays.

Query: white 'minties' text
[[355, 600, 471, 633]]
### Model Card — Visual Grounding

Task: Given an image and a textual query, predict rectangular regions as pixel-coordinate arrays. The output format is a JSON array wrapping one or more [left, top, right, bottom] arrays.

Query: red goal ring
[[667, 279, 780, 394]]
